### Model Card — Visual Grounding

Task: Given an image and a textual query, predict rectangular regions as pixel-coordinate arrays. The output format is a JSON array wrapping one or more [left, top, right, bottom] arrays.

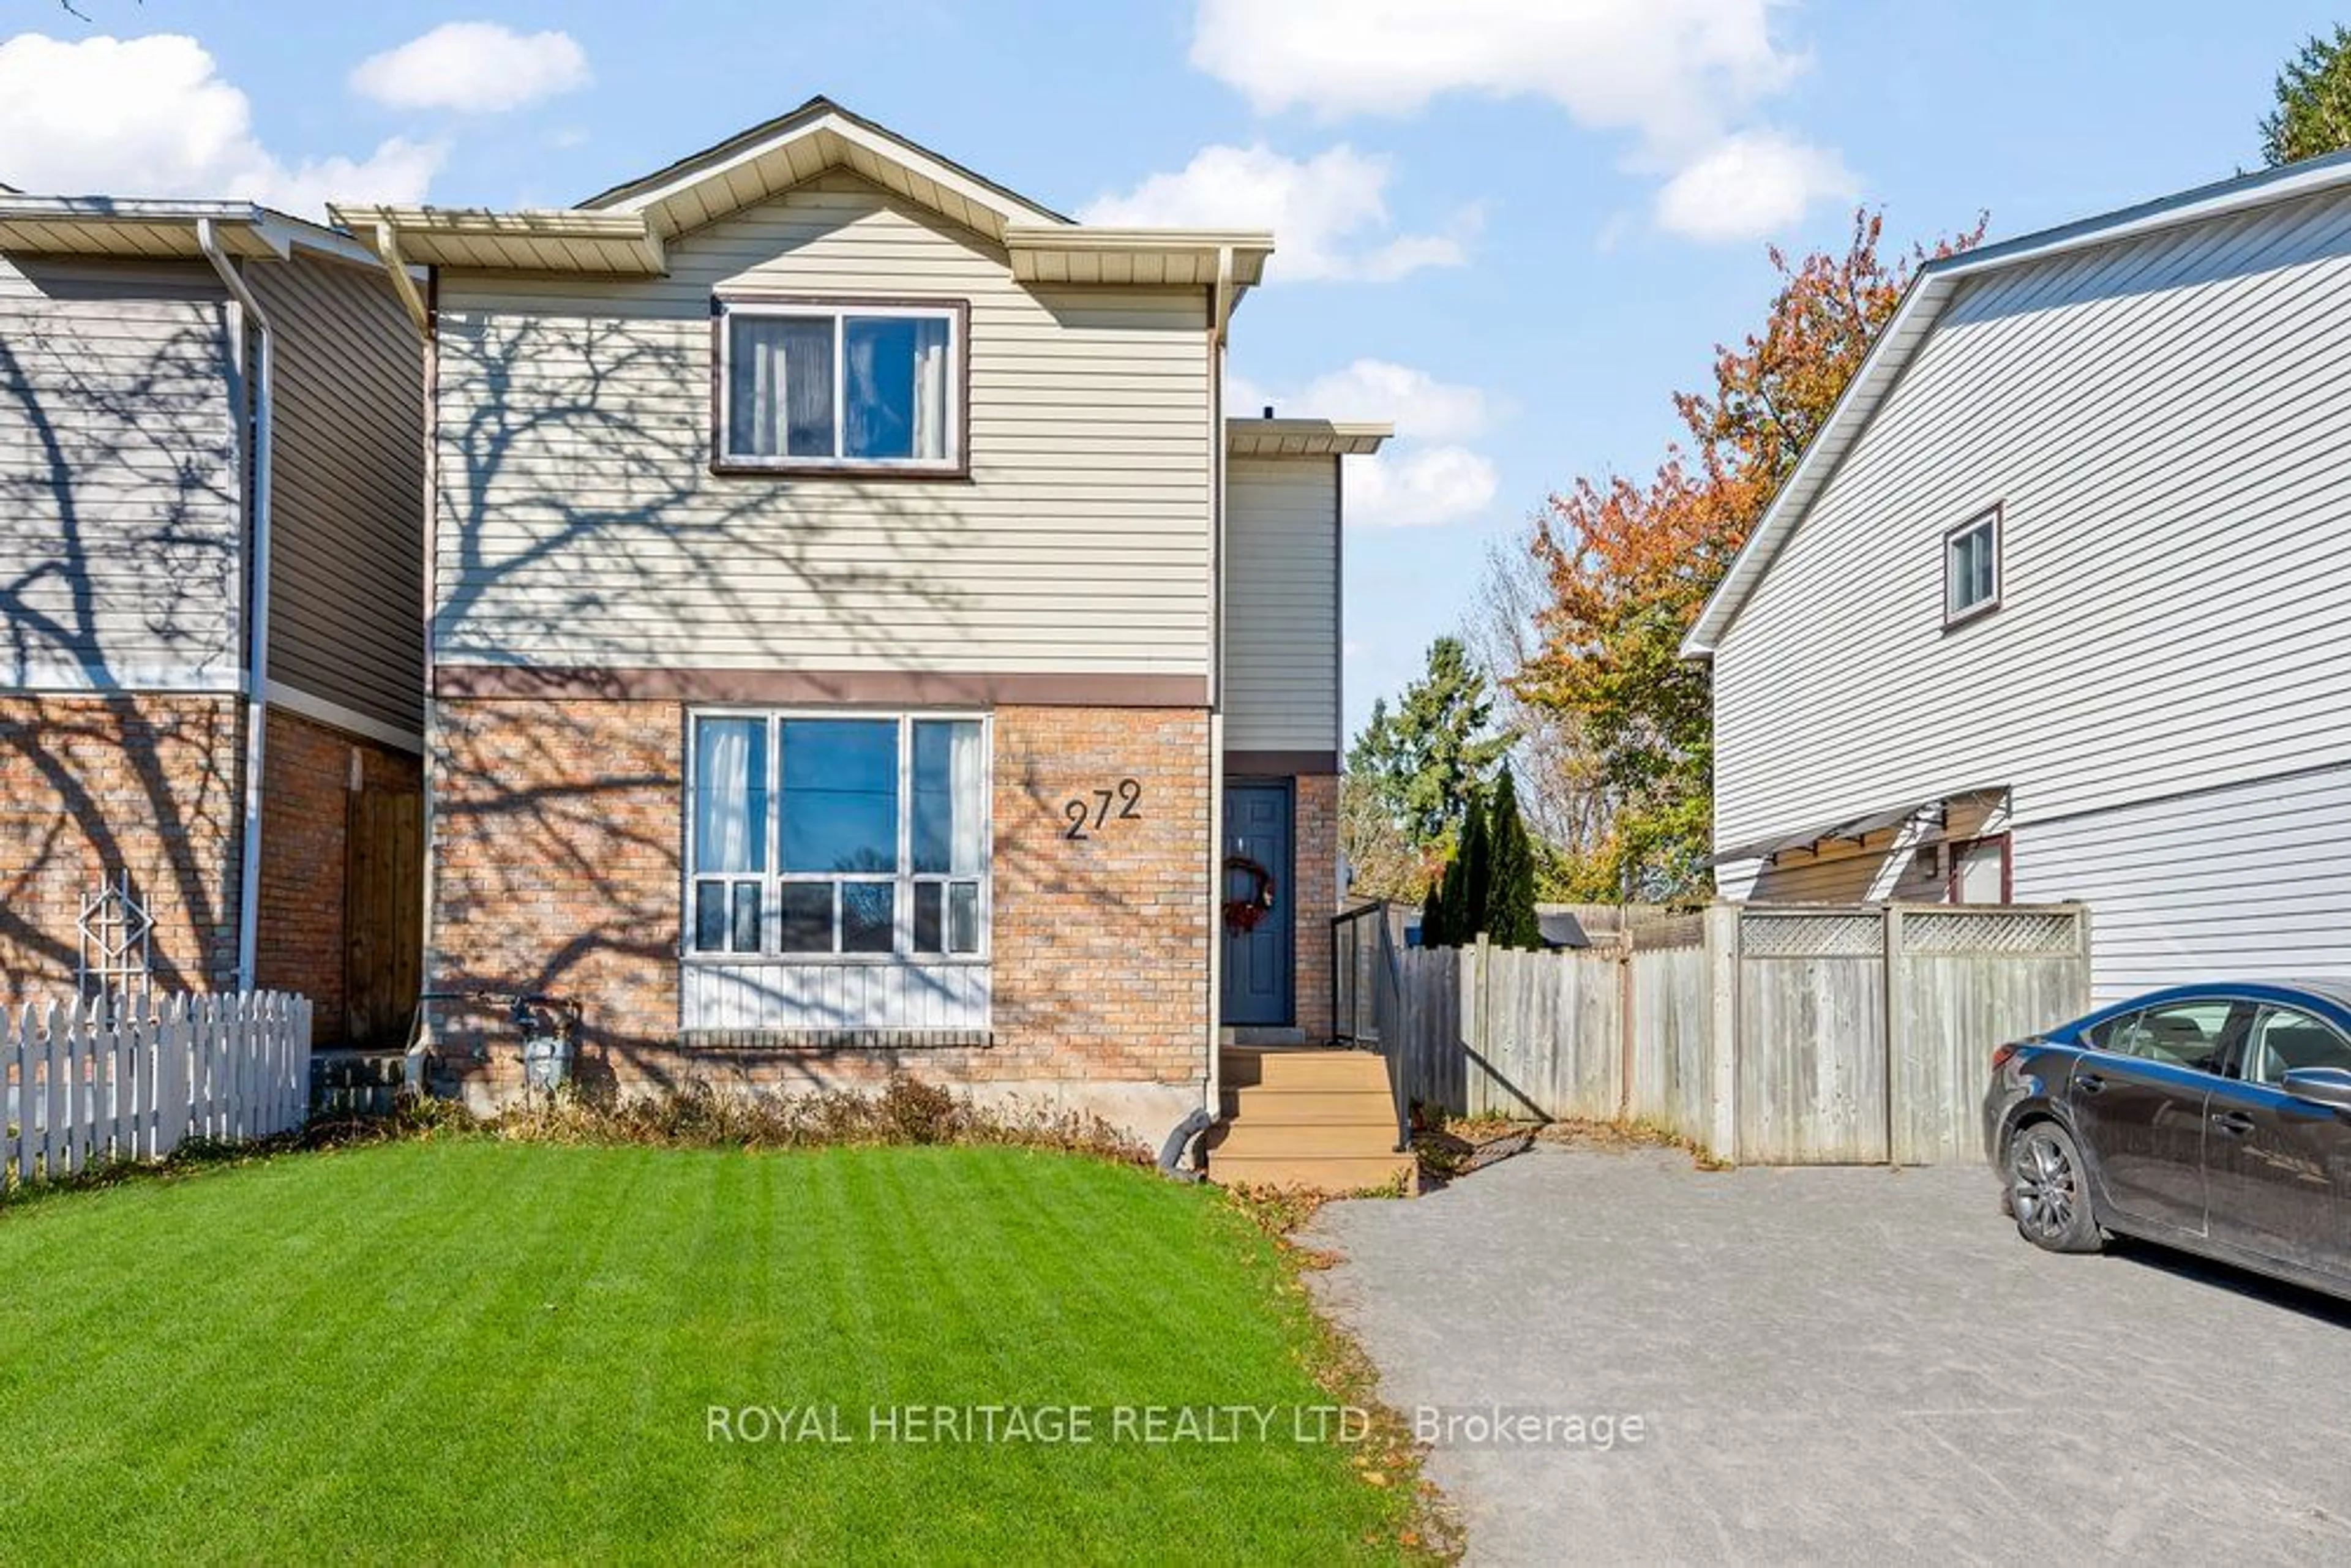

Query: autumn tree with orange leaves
[[1511, 209, 1985, 899]]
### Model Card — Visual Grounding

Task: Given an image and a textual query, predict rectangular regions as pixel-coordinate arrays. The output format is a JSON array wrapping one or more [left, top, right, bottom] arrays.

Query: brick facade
[[0, 694, 244, 1009], [429, 697, 685, 1077], [253, 707, 423, 1043], [0, 694, 422, 1035], [1292, 770, 1340, 1042], [426, 698, 1216, 1126]]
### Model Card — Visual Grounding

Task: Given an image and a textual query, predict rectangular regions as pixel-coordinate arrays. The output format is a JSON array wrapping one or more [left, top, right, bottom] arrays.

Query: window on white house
[[719, 302, 960, 470], [1945, 508, 2000, 624], [689, 713, 987, 959]]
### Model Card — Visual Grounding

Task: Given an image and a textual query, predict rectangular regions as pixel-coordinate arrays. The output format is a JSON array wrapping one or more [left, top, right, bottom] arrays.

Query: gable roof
[[1679, 145, 2351, 658], [329, 96, 1274, 336], [579, 96, 1071, 242]]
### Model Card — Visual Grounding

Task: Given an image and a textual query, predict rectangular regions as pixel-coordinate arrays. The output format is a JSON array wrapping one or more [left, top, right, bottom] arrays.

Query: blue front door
[[1221, 782, 1294, 1027]]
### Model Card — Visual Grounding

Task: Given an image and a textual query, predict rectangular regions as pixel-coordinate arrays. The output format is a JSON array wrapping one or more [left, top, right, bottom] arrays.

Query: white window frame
[[712, 296, 967, 475], [684, 709, 992, 966], [1943, 505, 2002, 628]]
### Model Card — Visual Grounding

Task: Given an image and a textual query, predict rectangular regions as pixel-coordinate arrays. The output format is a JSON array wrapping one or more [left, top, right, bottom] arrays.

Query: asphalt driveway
[[1306, 1142, 2351, 1565]]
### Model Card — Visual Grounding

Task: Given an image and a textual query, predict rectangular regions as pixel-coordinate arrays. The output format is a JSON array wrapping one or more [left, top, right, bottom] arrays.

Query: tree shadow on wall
[[0, 276, 244, 1002], [429, 311, 1036, 1071], [426, 310, 1205, 1086]]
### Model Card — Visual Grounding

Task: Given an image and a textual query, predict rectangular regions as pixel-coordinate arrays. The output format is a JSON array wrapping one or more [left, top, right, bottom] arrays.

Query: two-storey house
[[1685, 152, 2351, 1000], [339, 99, 1389, 1157], [0, 197, 426, 1043]]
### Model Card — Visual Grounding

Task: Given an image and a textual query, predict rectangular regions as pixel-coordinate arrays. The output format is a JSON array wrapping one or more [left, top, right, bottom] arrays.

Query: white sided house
[[1685, 151, 2351, 1002]]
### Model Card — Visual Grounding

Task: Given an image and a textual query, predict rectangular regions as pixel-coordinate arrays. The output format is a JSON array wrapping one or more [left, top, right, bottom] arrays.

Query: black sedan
[[1983, 980, 2351, 1298]]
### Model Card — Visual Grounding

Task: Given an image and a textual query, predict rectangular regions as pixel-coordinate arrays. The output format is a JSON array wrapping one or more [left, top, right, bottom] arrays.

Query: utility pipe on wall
[[197, 219, 274, 994]]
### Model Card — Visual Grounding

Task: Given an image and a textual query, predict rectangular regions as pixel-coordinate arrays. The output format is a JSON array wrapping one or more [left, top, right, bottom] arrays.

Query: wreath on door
[[1222, 854, 1277, 935]]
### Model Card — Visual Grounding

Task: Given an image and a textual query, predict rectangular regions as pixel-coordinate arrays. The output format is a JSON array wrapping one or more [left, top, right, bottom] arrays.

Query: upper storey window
[[1943, 505, 2001, 628], [716, 299, 966, 476]]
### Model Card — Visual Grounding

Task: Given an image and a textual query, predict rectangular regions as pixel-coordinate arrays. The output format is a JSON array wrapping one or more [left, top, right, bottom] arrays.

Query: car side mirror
[[2279, 1066, 2351, 1111]]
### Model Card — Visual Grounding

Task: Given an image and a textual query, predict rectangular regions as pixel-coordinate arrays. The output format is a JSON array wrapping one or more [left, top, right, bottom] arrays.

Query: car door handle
[[2075, 1072, 2107, 1095], [2211, 1109, 2256, 1136]]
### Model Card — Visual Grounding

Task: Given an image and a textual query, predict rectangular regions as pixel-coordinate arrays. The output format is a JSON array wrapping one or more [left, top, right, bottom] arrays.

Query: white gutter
[[198, 218, 274, 994], [373, 222, 432, 339]]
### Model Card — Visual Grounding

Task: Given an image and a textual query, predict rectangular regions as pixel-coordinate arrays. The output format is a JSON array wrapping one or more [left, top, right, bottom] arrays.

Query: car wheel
[[2007, 1121, 2102, 1254]]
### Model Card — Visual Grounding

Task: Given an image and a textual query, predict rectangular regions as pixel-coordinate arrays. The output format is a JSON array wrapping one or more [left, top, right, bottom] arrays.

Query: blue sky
[[2, 1, 2338, 733]]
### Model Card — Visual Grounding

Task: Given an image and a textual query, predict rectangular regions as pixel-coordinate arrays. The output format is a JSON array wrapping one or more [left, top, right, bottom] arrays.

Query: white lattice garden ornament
[[76, 871, 152, 996]]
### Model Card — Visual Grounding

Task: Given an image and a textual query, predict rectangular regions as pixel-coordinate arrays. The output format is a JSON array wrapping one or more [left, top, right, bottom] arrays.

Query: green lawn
[[0, 1140, 1417, 1563]]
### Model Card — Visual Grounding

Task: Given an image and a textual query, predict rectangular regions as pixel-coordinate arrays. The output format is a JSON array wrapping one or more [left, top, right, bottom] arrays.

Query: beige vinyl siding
[[0, 255, 241, 688], [1714, 187, 2351, 854], [1223, 456, 1338, 752], [433, 173, 1213, 677], [249, 253, 426, 737]]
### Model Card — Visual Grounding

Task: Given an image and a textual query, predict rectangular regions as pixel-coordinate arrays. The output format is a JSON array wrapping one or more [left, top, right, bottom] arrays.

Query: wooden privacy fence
[[1363, 902, 2090, 1165], [1, 991, 313, 1190]]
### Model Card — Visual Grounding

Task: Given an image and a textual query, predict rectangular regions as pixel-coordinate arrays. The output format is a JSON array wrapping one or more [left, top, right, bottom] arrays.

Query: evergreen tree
[[1428, 786, 1491, 948], [1420, 869, 1452, 948], [1482, 769, 1543, 950], [2263, 26, 2351, 166], [1345, 640, 1515, 902]]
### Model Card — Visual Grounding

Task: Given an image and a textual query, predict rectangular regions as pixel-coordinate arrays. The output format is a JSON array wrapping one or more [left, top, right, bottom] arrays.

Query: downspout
[[1204, 245, 1234, 1125], [411, 261, 440, 1092], [198, 220, 273, 995]]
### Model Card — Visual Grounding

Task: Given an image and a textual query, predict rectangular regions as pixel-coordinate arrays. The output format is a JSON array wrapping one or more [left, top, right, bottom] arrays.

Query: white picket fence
[[2, 991, 313, 1190]]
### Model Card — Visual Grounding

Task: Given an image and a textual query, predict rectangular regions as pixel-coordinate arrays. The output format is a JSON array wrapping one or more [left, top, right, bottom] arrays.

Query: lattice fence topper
[[76, 871, 153, 995], [1737, 910, 1886, 958], [1903, 910, 2080, 956]]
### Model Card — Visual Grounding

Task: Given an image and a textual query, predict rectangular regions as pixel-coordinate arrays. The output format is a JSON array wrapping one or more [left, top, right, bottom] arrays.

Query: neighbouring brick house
[[337, 99, 1384, 1143], [0, 198, 426, 1045]]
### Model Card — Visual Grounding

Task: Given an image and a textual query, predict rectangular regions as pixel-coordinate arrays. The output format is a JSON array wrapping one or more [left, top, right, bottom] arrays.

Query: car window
[[2098, 1000, 2235, 1075], [2241, 1005, 2351, 1087]]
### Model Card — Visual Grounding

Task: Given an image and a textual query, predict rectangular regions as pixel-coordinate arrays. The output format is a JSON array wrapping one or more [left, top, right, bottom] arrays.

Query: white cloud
[[350, 22, 590, 114], [1188, 0, 1853, 244], [0, 34, 441, 212], [1652, 130, 1856, 242], [1082, 143, 1471, 283], [1194, 0, 1800, 149], [1234, 359, 1490, 442], [1344, 446, 1499, 529]]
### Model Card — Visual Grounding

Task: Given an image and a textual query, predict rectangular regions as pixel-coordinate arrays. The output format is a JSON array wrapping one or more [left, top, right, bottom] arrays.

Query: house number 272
[[1064, 779, 1144, 839]]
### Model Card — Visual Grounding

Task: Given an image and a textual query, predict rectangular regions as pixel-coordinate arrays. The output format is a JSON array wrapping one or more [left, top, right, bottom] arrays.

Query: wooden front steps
[[1206, 1046, 1415, 1194]]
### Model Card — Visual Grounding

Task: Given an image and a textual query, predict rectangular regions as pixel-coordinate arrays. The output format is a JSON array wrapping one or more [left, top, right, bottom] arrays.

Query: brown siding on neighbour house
[[248, 252, 427, 736], [0, 693, 244, 1008]]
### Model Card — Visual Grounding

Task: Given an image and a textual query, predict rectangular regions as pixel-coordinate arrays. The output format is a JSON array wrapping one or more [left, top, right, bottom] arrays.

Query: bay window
[[716, 298, 965, 473], [689, 713, 988, 959]]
